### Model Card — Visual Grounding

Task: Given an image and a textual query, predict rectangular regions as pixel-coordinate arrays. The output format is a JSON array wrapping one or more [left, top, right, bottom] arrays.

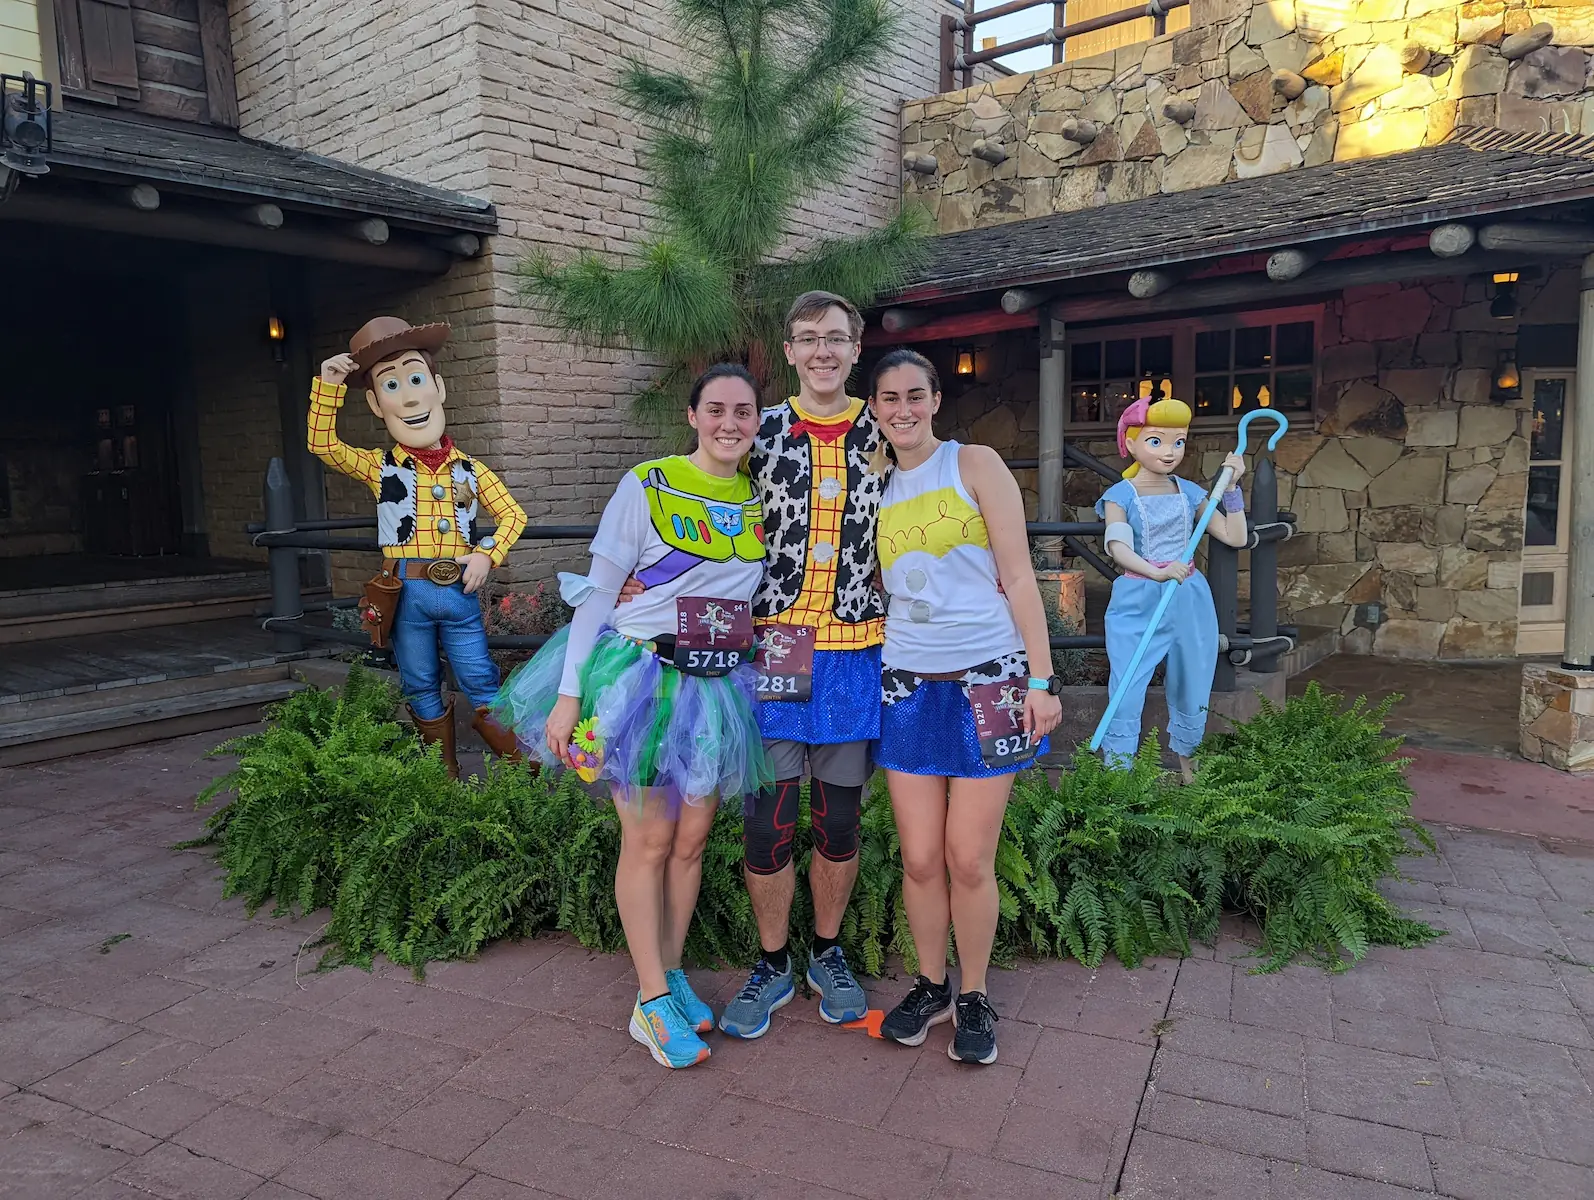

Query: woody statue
[[310, 316, 527, 777]]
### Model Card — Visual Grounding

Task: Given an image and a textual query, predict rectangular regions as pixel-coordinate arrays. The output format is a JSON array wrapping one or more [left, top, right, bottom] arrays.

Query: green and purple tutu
[[491, 625, 772, 807]]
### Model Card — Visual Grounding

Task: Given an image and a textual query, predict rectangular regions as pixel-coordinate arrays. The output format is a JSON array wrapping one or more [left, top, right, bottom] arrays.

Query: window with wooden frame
[[1067, 304, 1322, 431], [51, 0, 238, 126]]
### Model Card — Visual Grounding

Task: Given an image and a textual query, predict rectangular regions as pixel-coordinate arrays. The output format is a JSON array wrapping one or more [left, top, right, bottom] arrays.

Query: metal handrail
[[940, 0, 1187, 90], [255, 443, 1298, 689]]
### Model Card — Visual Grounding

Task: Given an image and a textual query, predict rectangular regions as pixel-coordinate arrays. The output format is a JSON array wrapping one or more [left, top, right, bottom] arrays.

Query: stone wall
[[928, 266, 1571, 657], [228, 0, 971, 593], [901, 0, 1594, 233]]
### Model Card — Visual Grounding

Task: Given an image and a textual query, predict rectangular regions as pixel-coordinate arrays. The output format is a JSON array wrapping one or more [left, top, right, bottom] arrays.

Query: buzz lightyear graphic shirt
[[589, 455, 767, 643]]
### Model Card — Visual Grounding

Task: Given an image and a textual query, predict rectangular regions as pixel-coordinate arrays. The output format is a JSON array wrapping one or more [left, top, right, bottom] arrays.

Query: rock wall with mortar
[[902, 0, 1594, 232], [931, 266, 1574, 657]]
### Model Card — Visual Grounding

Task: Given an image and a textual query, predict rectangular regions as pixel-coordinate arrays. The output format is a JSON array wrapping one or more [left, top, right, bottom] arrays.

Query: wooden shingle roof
[[896, 127, 1594, 302], [45, 109, 496, 234]]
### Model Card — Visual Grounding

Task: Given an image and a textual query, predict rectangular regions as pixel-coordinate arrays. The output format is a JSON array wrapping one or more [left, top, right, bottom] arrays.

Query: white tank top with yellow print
[[878, 440, 1024, 673]]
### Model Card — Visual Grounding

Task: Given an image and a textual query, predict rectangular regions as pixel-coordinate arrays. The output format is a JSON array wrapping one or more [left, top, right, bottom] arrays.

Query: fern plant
[[191, 673, 1440, 978], [1186, 682, 1436, 972]]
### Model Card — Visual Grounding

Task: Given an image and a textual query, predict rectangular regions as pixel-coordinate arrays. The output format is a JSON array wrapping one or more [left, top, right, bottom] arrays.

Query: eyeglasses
[[789, 334, 856, 350]]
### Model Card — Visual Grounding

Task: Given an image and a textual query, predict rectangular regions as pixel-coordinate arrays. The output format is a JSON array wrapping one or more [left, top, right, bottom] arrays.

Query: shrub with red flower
[[481, 581, 575, 671]]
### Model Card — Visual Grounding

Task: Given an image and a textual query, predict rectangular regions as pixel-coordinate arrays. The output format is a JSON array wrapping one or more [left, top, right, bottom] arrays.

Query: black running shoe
[[949, 991, 999, 1064], [879, 975, 953, 1046]]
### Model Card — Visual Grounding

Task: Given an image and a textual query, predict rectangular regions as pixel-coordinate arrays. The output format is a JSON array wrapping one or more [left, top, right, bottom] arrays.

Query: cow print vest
[[749, 400, 886, 623], [376, 451, 481, 549]]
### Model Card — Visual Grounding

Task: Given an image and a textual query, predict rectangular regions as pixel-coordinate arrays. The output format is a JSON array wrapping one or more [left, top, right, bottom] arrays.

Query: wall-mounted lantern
[[1491, 351, 1521, 404], [955, 346, 975, 377], [1489, 271, 1519, 320], [1, 73, 52, 179], [267, 314, 286, 363]]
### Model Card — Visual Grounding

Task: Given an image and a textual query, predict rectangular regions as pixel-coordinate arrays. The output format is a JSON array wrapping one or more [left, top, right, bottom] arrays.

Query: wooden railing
[[939, 0, 1190, 92]]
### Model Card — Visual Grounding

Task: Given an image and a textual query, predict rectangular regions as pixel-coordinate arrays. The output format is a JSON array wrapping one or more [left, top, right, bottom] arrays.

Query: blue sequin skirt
[[875, 657, 1048, 779], [756, 645, 882, 745]]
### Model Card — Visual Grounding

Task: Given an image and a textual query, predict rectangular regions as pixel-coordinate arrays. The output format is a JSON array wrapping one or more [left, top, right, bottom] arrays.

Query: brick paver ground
[[2, 730, 1593, 1199]]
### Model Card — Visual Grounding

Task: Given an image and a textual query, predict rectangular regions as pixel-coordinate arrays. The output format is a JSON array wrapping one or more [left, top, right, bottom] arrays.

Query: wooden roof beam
[[881, 307, 932, 333], [1000, 287, 1056, 314], [0, 193, 454, 273], [1266, 247, 1320, 281], [1477, 221, 1594, 255]]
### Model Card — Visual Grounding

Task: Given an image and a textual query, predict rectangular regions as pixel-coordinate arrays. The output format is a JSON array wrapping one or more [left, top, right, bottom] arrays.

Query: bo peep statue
[[1094, 396, 1250, 782]]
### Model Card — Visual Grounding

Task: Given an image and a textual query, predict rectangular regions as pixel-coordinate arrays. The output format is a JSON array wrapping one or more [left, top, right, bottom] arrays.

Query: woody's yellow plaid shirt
[[307, 378, 526, 568], [761, 397, 884, 651]]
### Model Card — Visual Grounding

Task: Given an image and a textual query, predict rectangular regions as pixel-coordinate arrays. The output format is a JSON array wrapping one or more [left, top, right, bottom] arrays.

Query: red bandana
[[405, 436, 455, 472], [791, 417, 852, 444]]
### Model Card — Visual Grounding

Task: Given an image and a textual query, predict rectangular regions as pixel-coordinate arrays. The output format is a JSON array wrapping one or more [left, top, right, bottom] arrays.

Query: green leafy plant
[[191, 673, 1440, 978], [1184, 682, 1436, 972], [519, 0, 930, 425]]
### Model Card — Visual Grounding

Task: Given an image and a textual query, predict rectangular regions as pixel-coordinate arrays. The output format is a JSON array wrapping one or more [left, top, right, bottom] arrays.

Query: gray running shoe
[[806, 946, 868, 1024], [718, 958, 795, 1039]]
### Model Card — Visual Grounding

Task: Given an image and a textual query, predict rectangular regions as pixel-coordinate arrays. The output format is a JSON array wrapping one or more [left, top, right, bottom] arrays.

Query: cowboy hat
[[348, 316, 451, 376]]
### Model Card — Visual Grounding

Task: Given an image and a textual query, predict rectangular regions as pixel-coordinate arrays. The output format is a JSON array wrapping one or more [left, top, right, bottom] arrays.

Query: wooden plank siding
[[0, 0, 44, 77], [1063, 0, 1188, 63], [57, 0, 235, 126]]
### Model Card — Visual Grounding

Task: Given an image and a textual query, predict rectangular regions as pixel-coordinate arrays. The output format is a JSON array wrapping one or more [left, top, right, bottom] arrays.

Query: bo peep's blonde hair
[[1118, 396, 1193, 479]]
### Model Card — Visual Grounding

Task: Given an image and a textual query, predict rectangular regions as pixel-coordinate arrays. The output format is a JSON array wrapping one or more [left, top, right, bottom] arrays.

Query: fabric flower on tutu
[[569, 717, 603, 783]]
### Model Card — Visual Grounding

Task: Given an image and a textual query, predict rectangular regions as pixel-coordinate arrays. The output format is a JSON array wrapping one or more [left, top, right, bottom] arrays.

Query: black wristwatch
[[1027, 675, 1063, 695]]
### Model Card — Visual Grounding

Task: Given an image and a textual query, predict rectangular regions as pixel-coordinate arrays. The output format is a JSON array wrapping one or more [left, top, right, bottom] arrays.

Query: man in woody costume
[[311, 316, 527, 777], [719, 290, 886, 1037]]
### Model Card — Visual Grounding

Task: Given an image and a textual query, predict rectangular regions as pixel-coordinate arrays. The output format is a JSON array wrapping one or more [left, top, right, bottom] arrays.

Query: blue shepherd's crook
[[1088, 408, 1291, 753]]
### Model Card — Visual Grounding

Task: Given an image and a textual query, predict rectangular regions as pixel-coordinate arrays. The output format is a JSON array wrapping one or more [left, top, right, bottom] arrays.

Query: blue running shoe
[[629, 992, 710, 1069], [666, 967, 714, 1034], [807, 946, 867, 1024], [718, 958, 795, 1039]]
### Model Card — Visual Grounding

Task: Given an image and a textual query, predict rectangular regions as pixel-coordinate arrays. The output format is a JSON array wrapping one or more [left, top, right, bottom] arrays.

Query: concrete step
[[0, 668, 307, 767], [0, 570, 270, 621], [1278, 624, 1342, 678]]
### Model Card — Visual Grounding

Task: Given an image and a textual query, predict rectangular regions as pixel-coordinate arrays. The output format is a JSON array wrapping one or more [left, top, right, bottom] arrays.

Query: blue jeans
[[389, 567, 500, 720]]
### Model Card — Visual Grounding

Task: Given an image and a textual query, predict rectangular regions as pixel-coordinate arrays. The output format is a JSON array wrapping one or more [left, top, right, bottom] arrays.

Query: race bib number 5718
[[673, 596, 753, 678]]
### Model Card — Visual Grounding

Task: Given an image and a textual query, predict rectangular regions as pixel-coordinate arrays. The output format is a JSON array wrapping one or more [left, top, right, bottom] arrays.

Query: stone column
[[1521, 252, 1594, 772], [1567, 251, 1594, 670]]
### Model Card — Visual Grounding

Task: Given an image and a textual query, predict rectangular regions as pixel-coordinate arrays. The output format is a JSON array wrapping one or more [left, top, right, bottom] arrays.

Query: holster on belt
[[359, 562, 403, 649]]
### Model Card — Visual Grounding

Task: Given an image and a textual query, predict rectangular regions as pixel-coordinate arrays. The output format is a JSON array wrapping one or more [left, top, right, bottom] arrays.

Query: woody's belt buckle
[[423, 560, 462, 586]]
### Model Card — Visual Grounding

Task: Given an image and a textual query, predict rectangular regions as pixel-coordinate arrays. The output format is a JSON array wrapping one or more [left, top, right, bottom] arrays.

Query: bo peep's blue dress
[[1095, 477, 1219, 764]]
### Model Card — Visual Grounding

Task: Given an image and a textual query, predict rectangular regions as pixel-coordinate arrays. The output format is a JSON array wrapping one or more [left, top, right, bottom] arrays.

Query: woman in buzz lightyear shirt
[[491, 364, 771, 1072]]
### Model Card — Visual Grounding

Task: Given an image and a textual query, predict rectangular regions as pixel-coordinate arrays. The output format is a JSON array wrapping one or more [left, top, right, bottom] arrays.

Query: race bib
[[967, 679, 1038, 769], [753, 624, 815, 702], [673, 596, 753, 677]]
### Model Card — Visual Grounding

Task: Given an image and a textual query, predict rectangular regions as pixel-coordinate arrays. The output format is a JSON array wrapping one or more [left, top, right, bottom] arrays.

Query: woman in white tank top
[[868, 349, 1062, 1067]]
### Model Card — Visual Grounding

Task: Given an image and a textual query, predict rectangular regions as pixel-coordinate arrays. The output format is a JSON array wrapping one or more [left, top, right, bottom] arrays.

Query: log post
[[881, 308, 931, 333], [971, 140, 1009, 165], [1249, 456, 1280, 672], [125, 183, 160, 211], [1564, 251, 1594, 670], [1036, 305, 1067, 568], [1163, 100, 1196, 124], [1429, 223, 1475, 258], [1001, 287, 1055, 314], [264, 458, 304, 655], [1061, 118, 1099, 144], [902, 152, 939, 174], [1128, 268, 1180, 298], [239, 203, 284, 229], [1271, 70, 1307, 100], [1478, 222, 1594, 255], [1266, 248, 1319, 281], [350, 217, 389, 245]]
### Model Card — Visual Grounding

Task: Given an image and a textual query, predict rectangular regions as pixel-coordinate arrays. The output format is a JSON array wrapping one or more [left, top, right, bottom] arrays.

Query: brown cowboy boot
[[472, 705, 531, 770], [409, 699, 460, 779]]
